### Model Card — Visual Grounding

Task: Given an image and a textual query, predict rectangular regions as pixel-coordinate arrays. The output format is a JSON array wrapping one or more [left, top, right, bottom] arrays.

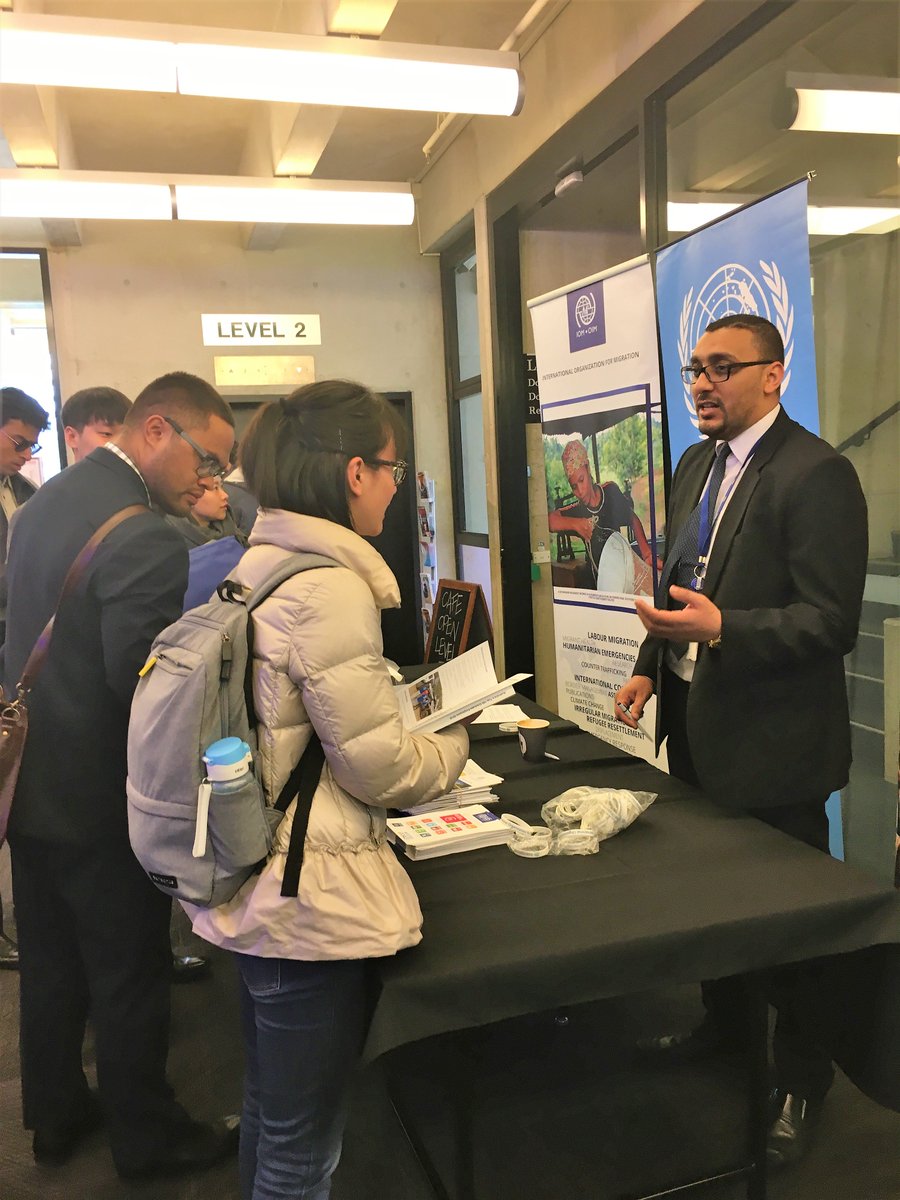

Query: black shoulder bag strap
[[275, 732, 325, 898]]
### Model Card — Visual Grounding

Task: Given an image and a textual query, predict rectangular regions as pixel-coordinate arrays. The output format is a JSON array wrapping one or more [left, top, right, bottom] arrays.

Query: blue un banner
[[655, 180, 818, 464]]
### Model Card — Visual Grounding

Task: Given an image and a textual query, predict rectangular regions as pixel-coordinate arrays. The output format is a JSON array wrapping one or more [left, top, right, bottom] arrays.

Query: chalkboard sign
[[425, 580, 493, 664]]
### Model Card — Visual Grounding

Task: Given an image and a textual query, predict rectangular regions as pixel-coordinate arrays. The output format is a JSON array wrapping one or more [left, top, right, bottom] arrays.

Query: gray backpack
[[126, 553, 336, 907]]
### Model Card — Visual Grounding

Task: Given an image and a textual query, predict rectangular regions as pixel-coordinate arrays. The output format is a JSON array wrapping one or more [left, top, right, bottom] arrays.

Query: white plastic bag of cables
[[541, 787, 657, 843]]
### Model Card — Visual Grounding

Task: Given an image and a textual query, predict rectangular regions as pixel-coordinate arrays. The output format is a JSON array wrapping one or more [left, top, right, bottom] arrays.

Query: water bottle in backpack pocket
[[195, 736, 283, 874]]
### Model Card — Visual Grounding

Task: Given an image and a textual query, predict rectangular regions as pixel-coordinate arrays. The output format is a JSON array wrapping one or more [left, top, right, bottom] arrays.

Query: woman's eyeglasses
[[367, 458, 408, 486]]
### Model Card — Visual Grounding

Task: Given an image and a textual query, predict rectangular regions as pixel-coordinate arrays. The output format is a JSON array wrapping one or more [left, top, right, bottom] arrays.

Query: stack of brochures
[[386, 805, 514, 860], [397, 759, 504, 816]]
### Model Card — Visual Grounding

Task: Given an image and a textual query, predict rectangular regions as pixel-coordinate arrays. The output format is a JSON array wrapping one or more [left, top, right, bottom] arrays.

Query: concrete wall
[[416, 0, 704, 251], [43, 220, 455, 571]]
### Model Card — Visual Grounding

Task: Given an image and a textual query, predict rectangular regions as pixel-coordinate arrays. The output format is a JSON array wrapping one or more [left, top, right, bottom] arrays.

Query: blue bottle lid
[[204, 736, 251, 768]]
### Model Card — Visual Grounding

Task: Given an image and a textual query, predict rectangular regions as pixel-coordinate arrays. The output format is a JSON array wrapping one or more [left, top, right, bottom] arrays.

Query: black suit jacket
[[4, 449, 188, 843], [0, 471, 37, 635], [634, 409, 868, 809]]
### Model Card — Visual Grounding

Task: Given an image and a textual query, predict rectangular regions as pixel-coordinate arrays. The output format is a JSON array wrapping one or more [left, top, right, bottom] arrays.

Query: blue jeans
[[234, 954, 370, 1200]]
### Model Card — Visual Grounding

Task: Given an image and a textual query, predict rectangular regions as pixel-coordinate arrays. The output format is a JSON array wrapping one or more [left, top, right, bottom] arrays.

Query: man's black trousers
[[9, 832, 190, 1171], [664, 665, 837, 1102]]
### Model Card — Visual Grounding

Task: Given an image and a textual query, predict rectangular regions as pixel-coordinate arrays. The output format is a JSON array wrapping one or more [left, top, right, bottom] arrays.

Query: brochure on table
[[395, 643, 531, 735], [386, 805, 514, 859], [397, 759, 504, 815]]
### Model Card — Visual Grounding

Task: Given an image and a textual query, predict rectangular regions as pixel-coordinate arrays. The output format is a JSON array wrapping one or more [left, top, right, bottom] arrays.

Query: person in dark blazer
[[0, 386, 49, 971], [4, 372, 239, 1180], [615, 314, 868, 1168], [0, 387, 49, 645]]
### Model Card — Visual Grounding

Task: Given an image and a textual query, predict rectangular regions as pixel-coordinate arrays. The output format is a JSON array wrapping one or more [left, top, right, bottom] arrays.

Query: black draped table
[[366, 698, 900, 1199]]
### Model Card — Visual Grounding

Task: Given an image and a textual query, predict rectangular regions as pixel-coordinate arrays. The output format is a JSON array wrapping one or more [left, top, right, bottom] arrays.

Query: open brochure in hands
[[386, 805, 514, 860], [394, 643, 531, 735], [396, 759, 504, 816]]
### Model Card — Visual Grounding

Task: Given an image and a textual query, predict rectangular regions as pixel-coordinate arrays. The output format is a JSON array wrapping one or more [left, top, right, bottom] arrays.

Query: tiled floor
[[2, 939, 898, 1200]]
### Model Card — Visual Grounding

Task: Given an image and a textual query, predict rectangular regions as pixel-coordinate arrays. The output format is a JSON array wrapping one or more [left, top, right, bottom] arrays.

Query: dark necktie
[[663, 442, 730, 657], [671, 441, 731, 591]]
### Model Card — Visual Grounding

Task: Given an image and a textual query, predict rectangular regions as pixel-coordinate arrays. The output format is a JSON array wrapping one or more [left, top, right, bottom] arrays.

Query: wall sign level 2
[[201, 313, 322, 347]]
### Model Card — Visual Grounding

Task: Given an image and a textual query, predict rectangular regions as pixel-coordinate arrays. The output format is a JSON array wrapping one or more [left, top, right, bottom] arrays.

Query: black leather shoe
[[766, 1091, 821, 1168], [117, 1115, 239, 1181], [171, 953, 211, 983], [33, 1092, 104, 1166], [636, 1023, 745, 1064], [0, 935, 19, 971]]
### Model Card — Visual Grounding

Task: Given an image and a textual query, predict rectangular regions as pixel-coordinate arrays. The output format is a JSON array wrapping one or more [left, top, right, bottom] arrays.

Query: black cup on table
[[517, 718, 550, 763]]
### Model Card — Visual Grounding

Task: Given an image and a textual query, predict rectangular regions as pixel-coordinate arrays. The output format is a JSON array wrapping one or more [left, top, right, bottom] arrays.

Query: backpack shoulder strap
[[236, 552, 339, 730], [244, 552, 339, 613]]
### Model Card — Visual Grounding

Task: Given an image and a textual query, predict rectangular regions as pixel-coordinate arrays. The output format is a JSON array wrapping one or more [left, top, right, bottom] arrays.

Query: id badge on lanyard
[[690, 435, 763, 591]]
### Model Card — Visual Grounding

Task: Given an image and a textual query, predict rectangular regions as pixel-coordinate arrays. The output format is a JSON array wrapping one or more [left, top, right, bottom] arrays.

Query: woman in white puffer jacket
[[189, 381, 468, 1200]]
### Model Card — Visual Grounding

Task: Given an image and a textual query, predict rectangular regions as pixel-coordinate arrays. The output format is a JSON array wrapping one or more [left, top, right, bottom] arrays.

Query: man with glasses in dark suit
[[4, 373, 240, 1180], [0, 387, 50, 971], [615, 314, 868, 1169]]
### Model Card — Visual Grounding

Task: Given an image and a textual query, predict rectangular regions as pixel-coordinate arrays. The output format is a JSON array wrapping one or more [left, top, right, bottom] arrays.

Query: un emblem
[[678, 260, 795, 428], [574, 291, 597, 328]]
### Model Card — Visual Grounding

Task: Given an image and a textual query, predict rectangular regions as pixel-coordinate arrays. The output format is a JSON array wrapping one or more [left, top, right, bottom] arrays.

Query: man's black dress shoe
[[33, 1092, 104, 1166], [636, 1023, 745, 1064], [766, 1091, 821, 1168], [171, 953, 211, 982], [0, 934, 19, 970], [117, 1115, 239, 1181]]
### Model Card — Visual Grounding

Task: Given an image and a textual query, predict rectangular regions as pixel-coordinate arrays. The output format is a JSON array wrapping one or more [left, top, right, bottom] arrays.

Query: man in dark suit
[[52, 383, 210, 982], [615, 314, 868, 1167], [0, 387, 49, 646], [0, 387, 50, 971], [4, 372, 238, 1179]]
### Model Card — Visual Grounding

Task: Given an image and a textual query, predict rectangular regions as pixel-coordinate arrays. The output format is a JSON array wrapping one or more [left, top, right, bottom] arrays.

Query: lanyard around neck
[[693, 433, 766, 586]]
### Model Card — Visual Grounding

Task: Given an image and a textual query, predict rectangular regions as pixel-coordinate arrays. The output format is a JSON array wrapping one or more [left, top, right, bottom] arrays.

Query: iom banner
[[656, 180, 818, 464], [528, 257, 665, 764]]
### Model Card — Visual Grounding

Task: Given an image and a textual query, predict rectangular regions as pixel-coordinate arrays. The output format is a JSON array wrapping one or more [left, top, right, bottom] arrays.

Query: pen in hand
[[616, 700, 651, 740]]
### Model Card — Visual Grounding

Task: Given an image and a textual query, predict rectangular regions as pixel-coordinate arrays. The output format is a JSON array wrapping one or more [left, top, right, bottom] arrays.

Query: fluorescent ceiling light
[[176, 43, 521, 114], [783, 73, 900, 135], [0, 14, 522, 116], [792, 88, 900, 135], [0, 170, 412, 225], [807, 206, 900, 236], [667, 201, 900, 237], [175, 181, 414, 225], [666, 202, 740, 230], [0, 17, 175, 92], [0, 174, 172, 220]]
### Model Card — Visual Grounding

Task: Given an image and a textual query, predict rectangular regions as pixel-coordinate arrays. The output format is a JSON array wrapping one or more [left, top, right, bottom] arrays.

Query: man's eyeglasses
[[1, 431, 41, 455], [366, 458, 408, 486], [164, 417, 227, 482], [680, 360, 778, 386]]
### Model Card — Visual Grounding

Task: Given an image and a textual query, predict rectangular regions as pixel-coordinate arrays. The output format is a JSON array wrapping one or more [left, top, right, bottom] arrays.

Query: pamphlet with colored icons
[[386, 805, 514, 860]]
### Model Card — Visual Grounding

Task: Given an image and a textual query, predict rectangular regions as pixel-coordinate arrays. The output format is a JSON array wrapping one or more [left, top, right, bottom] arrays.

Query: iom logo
[[567, 282, 606, 353], [575, 292, 596, 327], [678, 260, 795, 430]]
